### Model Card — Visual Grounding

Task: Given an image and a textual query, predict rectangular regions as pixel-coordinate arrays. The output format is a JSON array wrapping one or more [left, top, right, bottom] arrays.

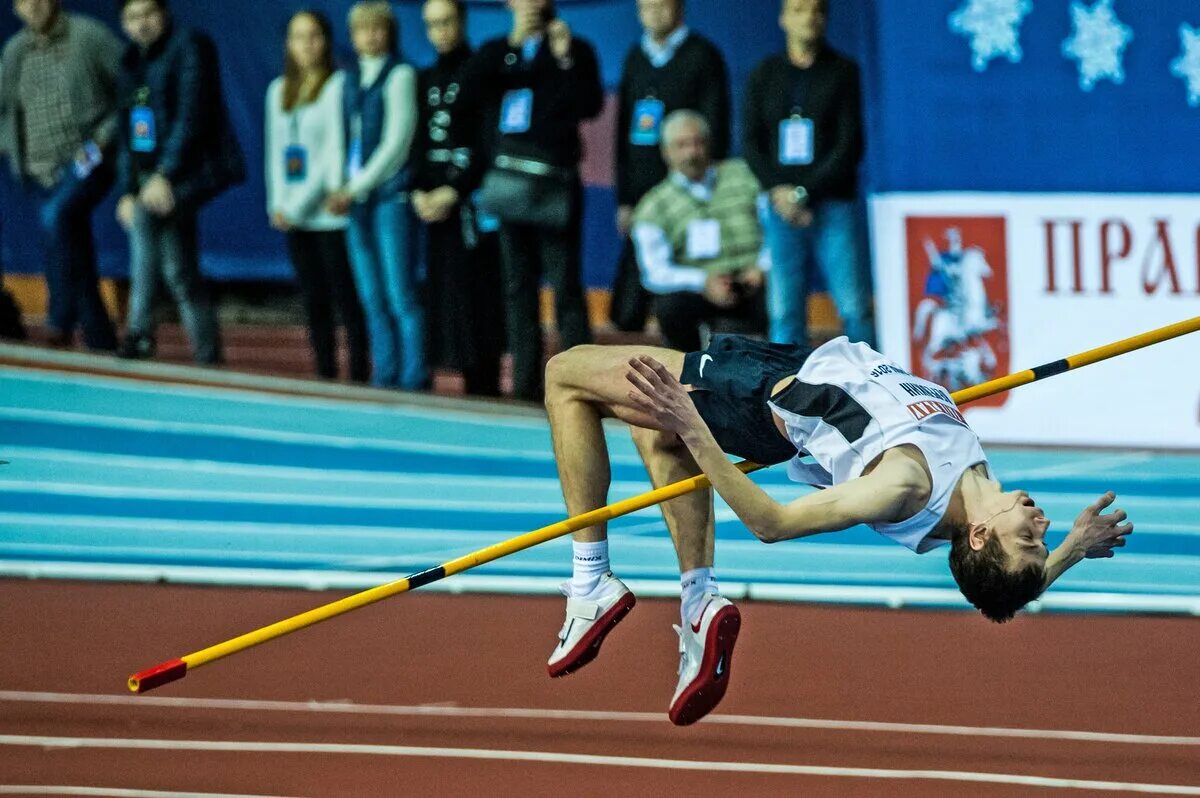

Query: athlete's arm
[[1042, 492, 1133, 590], [625, 357, 923, 543]]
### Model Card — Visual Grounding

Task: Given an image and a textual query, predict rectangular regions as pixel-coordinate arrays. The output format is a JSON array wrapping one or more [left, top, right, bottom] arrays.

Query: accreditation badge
[[130, 105, 157, 153], [685, 218, 722, 260], [284, 145, 308, 183], [778, 116, 814, 166], [629, 98, 666, 146], [499, 88, 534, 135]]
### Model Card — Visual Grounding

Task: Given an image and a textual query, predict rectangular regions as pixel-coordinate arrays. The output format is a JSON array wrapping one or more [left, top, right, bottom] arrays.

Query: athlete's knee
[[546, 345, 602, 391], [545, 346, 593, 407]]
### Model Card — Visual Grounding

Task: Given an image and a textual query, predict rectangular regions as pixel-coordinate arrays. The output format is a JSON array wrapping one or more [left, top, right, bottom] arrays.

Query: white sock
[[570, 539, 610, 597], [680, 566, 719, 626]]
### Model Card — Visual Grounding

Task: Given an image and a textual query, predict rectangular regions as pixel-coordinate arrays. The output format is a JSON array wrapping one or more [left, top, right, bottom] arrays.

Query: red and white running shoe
[[546, 574, 636, 678], [668, 596, 741, 726]]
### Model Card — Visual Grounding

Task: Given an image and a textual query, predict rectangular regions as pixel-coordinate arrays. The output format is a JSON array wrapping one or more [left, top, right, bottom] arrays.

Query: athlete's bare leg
[[544, 344, 712, 565], [631, 425, 714, 571]]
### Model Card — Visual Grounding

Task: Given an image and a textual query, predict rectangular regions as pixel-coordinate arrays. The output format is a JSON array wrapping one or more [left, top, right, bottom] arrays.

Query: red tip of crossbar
[[128, 659, 187, 693]]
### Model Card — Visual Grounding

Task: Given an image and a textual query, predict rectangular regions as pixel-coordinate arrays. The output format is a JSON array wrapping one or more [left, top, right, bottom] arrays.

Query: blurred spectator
[[114, 0, 245, 364], [0, 0, 121, 351], [742, 0, 874, 348], [632, 110, 765, 352], [0, 223, 27, 340], [266, 10, 369, 383], [611, 0, 730, 333], [471, 0, 603, 402], [326, 2, 424, 391], [411, 0, 503, 397]]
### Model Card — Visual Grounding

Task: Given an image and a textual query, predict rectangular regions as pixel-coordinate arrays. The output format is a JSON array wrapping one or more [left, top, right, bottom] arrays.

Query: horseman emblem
[[905, 218, 1010, 406]]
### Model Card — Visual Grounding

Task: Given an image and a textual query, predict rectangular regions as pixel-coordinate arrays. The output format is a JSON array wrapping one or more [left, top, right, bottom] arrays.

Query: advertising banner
[[871, 193, 1200, 449]]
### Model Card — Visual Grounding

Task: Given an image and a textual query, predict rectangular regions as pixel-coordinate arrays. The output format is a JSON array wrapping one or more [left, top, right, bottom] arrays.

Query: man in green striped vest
[[631, 110, 767, 351]]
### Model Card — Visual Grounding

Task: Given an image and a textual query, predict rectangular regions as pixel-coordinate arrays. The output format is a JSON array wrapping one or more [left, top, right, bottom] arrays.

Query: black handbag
[[477, 154, 575, 230]]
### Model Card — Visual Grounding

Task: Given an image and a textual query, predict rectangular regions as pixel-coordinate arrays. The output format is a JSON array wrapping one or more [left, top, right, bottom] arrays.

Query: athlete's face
[[988, 491, 1050, 571]]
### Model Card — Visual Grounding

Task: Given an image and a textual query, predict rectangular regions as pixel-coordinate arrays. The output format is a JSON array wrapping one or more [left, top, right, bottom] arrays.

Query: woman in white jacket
[[266, 10, 369, 382]]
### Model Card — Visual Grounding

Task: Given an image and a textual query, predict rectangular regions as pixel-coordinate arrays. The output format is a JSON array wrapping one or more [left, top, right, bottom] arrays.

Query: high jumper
[[543, 334, 1134, 725]]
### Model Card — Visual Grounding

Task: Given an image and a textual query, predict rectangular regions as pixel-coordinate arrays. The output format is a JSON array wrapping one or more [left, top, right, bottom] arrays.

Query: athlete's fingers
[[1116, 522, 1134, 535], [626, 369, 657, 398], [1091, 492, 1117, 512], [644, 356, 677, 384], [629, 358, 664, 389], [1111, 537, 1127, 548], [1109, 509, 1127, 523], [637, 356, 677, 391], [626, 385, 661, 415]]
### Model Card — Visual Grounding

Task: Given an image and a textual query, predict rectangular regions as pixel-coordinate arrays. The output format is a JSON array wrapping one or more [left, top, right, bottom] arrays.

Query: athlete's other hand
[[626, 356, 704, 439], [1067, 492, 1133, 559]]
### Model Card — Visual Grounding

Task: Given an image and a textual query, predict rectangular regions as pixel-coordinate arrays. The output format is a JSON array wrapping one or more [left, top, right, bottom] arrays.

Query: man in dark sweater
[[411, 0, 503, 397], [114, 0, 244, 364], [742, 0, 874, 349], [467, 0, 604, 402], [610, 0, 731, 332]]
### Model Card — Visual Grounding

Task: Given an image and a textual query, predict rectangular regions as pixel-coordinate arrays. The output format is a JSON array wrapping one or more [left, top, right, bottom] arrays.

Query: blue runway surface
[[2, 363, 1198, 614]]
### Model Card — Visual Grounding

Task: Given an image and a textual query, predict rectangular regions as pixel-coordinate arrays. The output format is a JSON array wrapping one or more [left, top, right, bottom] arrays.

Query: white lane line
[[0, 447, 648, 494], [0, 736, 1196, 794], [0, 788, 301, 798], [3, 692, 1197, 747]]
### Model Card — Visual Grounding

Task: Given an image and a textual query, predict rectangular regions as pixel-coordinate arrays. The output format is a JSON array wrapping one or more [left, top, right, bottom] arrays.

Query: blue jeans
[[35, 162, 118, 350], [345, 194, 426, 389], [762, 199, 875, 348]]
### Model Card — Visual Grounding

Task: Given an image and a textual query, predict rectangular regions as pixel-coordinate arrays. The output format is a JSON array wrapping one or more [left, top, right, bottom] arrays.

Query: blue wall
[[871, 0, 1200, 192], [16, 1, 1195, 288]]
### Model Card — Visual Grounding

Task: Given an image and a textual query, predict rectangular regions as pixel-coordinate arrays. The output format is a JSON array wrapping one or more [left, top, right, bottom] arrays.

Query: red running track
[[1, 580, 1198, 796]]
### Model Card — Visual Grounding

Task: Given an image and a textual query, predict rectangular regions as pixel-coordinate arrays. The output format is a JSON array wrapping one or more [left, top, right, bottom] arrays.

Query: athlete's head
[[949, 490, 1049, 623]]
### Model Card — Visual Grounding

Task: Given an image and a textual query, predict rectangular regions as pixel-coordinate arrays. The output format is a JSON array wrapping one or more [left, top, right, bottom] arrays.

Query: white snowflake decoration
[[1061, 0, 1133, 91], [949, 0, 1034, 72], [1170, 23, 1200, 107]]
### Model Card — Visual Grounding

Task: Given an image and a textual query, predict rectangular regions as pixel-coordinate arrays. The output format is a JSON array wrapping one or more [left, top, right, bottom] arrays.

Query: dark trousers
[[498, 183, 592, 401], [286, 229, 369, 383], [127, 205, 223, 365], [0, 254, 25, 341], [609, 236, 651, 332], [656, 287, 768, 353], [425, 209, 503, 397], [35, 162, 118, 350]]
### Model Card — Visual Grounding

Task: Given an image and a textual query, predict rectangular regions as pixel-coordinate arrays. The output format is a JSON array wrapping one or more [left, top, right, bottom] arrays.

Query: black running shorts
[[680, 335, 813, 465]]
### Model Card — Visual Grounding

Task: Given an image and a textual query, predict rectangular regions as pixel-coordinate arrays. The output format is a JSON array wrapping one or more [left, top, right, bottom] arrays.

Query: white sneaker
[[546, 574, 636, 678], [668, 596, 741, 726]]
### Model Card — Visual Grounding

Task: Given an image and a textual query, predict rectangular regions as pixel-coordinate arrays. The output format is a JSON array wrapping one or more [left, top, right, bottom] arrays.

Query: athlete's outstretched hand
[[626, 356, 705, 440], [1067, 492, 1133, 559]]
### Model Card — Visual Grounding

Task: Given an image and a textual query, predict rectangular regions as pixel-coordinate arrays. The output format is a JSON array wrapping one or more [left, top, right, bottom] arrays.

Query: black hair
[[949, 530, 1045, 623]]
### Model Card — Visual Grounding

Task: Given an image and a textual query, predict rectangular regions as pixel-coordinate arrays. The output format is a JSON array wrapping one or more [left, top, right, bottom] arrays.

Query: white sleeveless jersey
[[766, 337, 990, 553]]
